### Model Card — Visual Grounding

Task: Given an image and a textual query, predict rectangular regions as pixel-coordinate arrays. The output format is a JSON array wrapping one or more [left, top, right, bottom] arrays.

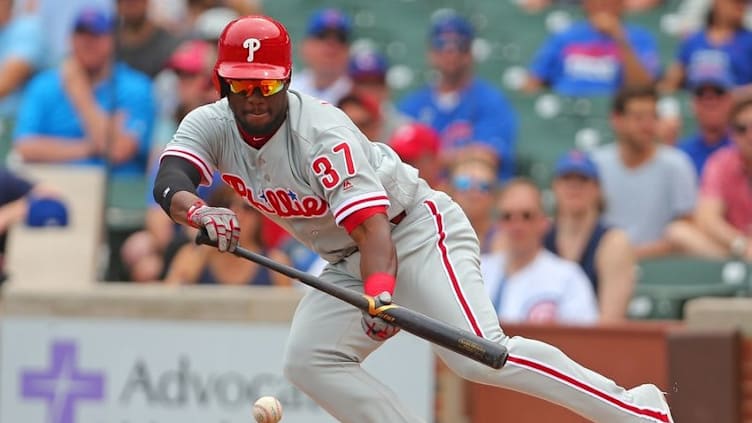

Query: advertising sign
[[1, 317, 434, 423]]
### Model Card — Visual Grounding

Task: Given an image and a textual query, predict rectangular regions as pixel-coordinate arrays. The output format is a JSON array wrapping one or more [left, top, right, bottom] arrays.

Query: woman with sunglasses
[[153, 16, 674, 423], [546, 151, 636, 322]]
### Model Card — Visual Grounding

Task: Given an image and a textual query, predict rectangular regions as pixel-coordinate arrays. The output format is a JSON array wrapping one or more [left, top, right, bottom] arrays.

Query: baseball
[[253, 396, 283, 423]]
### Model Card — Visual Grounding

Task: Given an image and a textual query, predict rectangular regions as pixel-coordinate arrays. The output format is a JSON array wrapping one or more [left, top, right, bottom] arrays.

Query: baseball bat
[[195, 232, 508, 369]]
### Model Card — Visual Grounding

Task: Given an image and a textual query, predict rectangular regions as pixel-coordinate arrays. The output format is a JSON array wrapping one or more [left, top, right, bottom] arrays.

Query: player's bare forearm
[[169, 190, 204, 227], [350, 214, 397, 280], [14, 137, 93, 162]]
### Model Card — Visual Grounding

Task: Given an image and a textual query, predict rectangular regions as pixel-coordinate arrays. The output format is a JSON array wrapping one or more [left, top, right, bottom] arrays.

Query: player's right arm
[[153, 155, 240, 253], [153, 105, 239, 252], [152, 156, 203, 227]]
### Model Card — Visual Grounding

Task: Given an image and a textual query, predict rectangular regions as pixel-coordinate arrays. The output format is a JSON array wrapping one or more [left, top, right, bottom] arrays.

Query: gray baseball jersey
[[161, 91, 431, 263], [160, 90, 673, 423]]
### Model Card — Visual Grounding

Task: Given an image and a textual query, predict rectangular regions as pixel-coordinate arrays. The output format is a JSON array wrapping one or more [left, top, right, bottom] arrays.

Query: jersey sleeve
[[305, 126, 390, 227], [159, 106, 218, 186]]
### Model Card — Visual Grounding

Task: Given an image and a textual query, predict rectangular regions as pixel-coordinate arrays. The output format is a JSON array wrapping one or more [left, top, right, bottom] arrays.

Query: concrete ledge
[[1, 283, 305, 323], [684, 297, 752, 337]]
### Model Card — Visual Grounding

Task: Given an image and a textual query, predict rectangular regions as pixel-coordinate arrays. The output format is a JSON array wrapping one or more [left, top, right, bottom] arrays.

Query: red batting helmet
[[213, 15, 292, 95]]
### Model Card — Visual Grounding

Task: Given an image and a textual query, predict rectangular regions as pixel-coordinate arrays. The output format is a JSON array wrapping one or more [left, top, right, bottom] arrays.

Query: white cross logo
[[243, 38, 261, 62]]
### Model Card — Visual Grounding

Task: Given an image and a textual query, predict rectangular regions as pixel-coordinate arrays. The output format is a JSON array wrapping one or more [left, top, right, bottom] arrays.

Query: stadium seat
[[628, 256, 750, 320], [106, 176, 149, 231], [0, 117, 14, 163]]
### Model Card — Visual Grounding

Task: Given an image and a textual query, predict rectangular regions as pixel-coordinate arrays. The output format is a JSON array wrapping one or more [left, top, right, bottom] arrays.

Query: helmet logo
[[243, 38, 262, 62]]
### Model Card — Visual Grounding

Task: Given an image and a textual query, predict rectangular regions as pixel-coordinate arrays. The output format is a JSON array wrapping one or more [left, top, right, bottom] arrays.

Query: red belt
[[390, 210, 406, 225]]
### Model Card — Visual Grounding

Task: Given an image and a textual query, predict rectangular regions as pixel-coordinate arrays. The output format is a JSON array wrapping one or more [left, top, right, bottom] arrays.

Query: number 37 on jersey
[[311, 142, 357, 190]]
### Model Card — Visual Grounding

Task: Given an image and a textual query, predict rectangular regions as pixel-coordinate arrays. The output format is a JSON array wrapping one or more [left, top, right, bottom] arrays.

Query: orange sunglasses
[[227, 79, 286, 97]]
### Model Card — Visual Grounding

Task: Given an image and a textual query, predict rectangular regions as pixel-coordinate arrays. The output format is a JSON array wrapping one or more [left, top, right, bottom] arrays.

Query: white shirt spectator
[[481, 249, 598, 325]]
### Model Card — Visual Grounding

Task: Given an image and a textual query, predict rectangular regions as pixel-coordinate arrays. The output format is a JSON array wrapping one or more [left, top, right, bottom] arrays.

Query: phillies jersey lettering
[[160, 90, 432, 262], [221, 173, 328, 218]]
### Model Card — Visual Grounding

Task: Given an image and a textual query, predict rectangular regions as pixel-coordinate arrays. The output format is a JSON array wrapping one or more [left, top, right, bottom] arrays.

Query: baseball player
[[153, 15, 674, 423]]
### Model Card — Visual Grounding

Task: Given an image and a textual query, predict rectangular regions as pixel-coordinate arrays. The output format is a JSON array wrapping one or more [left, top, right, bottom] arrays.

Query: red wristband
[[364, 272, 396, 297]]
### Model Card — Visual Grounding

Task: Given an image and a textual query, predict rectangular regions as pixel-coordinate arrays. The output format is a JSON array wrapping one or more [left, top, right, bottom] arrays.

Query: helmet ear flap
[[216, 75, 230, 98]]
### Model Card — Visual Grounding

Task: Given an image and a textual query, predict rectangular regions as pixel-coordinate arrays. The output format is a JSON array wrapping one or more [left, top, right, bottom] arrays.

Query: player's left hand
[[361, 291, 400, 341]]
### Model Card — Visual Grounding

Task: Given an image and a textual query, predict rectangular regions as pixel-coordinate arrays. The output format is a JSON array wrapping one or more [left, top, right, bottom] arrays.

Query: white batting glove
[[187, 202, 240, 252], [361, 292, 400, 341]]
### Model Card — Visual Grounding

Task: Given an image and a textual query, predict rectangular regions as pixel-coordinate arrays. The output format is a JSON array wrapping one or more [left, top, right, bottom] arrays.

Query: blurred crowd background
[[3, 0, 752, 325]]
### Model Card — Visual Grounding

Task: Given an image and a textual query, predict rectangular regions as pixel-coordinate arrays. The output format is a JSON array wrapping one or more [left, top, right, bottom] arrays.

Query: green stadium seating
[[106, 176, 148, 231], [0, 117, 14, 163], [261, 0, 693, 182], [628, 257, 750, 320]]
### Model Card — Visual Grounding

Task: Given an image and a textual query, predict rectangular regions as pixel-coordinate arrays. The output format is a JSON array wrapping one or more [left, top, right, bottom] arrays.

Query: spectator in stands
[[0, 0, 46, 127], [481, 178, 599, 324], [388, 122, 442, 189], [672, 0, 752, 37], [522, 0, 660, 97], [677, 62, 734, 177], [336, 92, 383, 141], [447, 157, 500, 254], [150, 7, 234, 132], [592, 85, 697, 259], [116, 0, 183, 79], [290, 8, 352, 105], [0, 166, 61, 283], [13, 0, 112, 64], [660, 0, 752, 93], [518, 0, 666, 13], [192, 6, 239, 43], [667, 97, 752, 259], [152, 39, 218, 154], [348, 48, 410, 141], [398, 11, 518, 180], [165, 185, 293, 286], [120, 40, 219, 282], [163, 0, 259, 35], [12, 7, 155, 179], [546, 150, 635, 322]]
